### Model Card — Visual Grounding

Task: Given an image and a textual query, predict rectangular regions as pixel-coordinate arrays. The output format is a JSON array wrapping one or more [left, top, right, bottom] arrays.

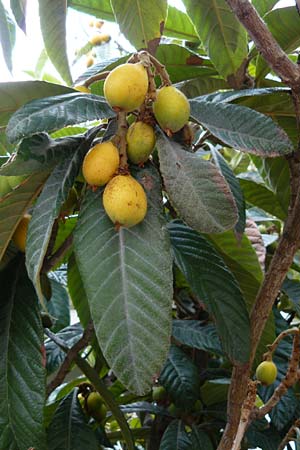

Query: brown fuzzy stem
[[113, 111, 128, 170], [232, 381, 258, 450], [278, 418, 300, 450]]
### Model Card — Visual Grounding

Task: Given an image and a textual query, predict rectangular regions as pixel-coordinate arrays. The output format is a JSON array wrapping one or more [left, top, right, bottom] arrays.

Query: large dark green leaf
[[0, 2, 15, 72], [26, 138, 89, 303], [182, 0, 248, 79], [10, 0, 27, 32], [256, 7, 300, 80], [159, 419, 191, 450], [172, 320, 222, 355], [47, 278, 70, 333], [67, 253, 91, 328], [157, 133, 238, 233], [0, 171, 49, 261], [159, 345, 200, 409], [39, 0, 72, 85], [0, 81, 73, 128], [74, 165, 173, 395], [6, 93, 114, 143], [211, 148, 246, 235], [178, 76, 229, 98], [0, 133, 85, 176], [0, 256, 46, 450], [47, 389, 99, 450], [110, 0, 167, 52], [169, 221, 250, 364], [190, 99, 294, 156], [191, 426, 214, 450]]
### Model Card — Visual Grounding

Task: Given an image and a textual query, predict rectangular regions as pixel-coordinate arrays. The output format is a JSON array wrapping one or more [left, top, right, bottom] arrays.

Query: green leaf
[[155, 44, 217, 84], [0, 256, 46, 450], [26, 136, 90, 303], [256, 7, 300, 80], [68, 0, 115, 22], [182, 0, 248, 79], [47, 389, 99, 450], [211, 148, 246, 235], [157, 133, 238, 233], [0, 81, 73, 128], [190, 99, 294, 156], [0, 171, 49, 262], [67, 253, 91, 328], [159, 345, 199, 409], [159, 419, 191, 450], [74, 165, 173, 395], [172, 320, 222, 355], [178, 76, 229, 98], [260, 157, 290, 217], [164, 5, 198, 41], [7, 93, 114, 144], [169, 221, 251, 364], [39, 0, 72, 85], [0, 133, 85, 176], [110, 0, 167, 52], [246, 422, 282, 450], [239, 177, 287, 220], [252, 0, 278, 17], [10, 0, 27, 32], [191, 426, 214, 450], [47, 278, 70, 332], [45, 323, 83, 375], [0, 2, 15, 72]]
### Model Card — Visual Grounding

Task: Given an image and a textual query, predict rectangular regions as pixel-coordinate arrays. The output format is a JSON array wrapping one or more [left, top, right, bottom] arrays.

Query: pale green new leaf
[[0, 2, 15, 72], [39, 0, 72, 85], [157, 133, 238, 233], [74, 165, 173, 394], [0, 256, 46, 450], [190, 99, 294, 156], [0, 171, 49, 262], [182, 0, 248, 79], [10, 0, 27, 32], [110, 0, 167, 51]]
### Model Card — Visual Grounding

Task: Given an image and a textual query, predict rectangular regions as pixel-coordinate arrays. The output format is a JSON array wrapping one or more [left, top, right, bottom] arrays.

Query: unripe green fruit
[[255, 360, 277, 385], [152, 386, 167, 402], [153, 86, 190, 133], [86, 392, 107, 422], [104, 63, 149, 112], [126, 121, 156, 164], [82, 141, 119, 186], [103, 175, 147, 228]]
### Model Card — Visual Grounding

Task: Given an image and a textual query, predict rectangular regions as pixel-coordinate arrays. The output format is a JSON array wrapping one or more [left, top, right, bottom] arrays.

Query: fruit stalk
[[113, 111, 128, 170]]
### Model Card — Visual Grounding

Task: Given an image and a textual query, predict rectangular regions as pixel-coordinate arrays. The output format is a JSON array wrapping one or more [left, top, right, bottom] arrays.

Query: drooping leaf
[[6, 93, 115, 143], [0, 81, 73, 128], [110, 0, 167, 52], [211, 147, 246, 235], [0, 2, 16, 72], [159, 419, 191, 450], [256, 7, 300, 80], [45, 323, 83, 375], [164, 5, 199, 41], [39, 0, 72, 85], [172, 320, 222, 355], [10, 0, 27, 32], [0, 171, 49, 262], [74, 165, 173, 395], [47, 389, 99, 450], [0, 133, 85, 176], [67, 253, 91, 328], [168, 221, 250, 364], [26, 134, 91, 303], [190, 99, 294, 156], [0, 256, 46, 450], [159, 344, 200, 409], [182, 0, 248, 79], [47, 278, 70, 332], [157, 133, 238, 233], [190, 426, 214, 450]]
